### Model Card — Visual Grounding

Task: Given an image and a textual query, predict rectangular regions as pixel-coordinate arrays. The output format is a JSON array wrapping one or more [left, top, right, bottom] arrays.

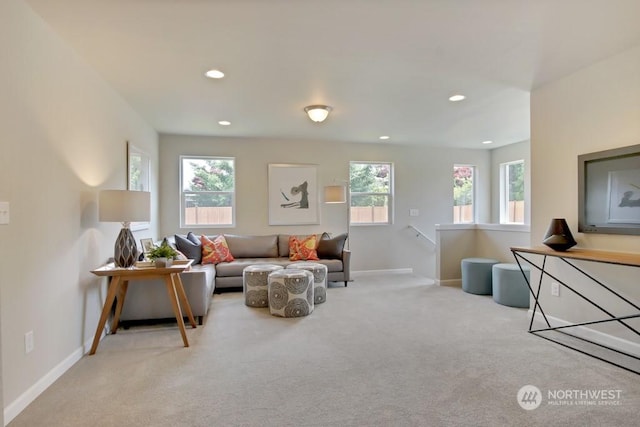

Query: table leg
[[89, 276, 122, 355], [173, 273, 197, 328], [165, 276, 189, 347], [111, 280, 129, 334]]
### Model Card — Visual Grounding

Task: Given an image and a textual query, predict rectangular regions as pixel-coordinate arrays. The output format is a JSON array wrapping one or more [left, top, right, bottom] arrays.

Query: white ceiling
[[24, 0, 640, 149]]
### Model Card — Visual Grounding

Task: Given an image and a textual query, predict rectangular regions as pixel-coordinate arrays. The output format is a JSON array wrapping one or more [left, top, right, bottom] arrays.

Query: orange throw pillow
[[289, 235, 319, 261], [201, 235, 235, 264]]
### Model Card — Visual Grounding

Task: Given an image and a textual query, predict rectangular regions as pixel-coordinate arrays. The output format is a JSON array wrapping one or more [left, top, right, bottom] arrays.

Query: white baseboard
[[4, 336, 97, 426], [352, 268, 413, 277], [529, 311, 640, 357], [436, 278, 461, 287]]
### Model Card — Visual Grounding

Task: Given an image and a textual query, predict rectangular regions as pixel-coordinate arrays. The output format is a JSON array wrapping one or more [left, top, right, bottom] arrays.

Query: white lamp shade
[[324, 185, 347, 203], [99, 190, 150, 223]]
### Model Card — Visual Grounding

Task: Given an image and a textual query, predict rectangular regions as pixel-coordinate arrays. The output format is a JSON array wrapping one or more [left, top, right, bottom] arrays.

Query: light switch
[[409, 209, 419, 217], [0, 201, 9, 225]]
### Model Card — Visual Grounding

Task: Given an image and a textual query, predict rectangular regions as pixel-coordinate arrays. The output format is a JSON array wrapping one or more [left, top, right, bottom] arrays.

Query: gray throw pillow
[[317, 233, 348, 259], [187, 231, 200, 245], [175, 233, 202, 264]]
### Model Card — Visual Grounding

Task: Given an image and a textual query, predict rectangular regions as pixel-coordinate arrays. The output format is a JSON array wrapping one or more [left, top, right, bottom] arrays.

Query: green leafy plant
[[147, 241, 178, 260]]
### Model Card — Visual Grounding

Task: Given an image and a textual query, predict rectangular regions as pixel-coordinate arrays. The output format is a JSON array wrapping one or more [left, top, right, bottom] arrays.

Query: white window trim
[[454, 164, 476, 224], [179, 155, 236, 228], [499, 160, 524, 224], [349, 161, 394, 226]]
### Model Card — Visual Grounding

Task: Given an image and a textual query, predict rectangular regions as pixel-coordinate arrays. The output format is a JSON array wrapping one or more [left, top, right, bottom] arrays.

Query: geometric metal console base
[[511, 246, 640, 376]]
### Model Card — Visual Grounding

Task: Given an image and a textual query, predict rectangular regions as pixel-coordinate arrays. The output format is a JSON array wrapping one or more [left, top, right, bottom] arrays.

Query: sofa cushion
[[278, 234, 321, 257], [201, 235, 235, 264], [215, 258, 289, 277], [317, 233, 348, 259], [289, 235, 319, 261], [224, 234, 278, 258], [175, 233, 202, 264]]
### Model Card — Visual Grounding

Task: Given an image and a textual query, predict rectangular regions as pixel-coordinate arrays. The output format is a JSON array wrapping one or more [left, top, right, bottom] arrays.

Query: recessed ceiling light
[[379, 136, 390, 140], [449, 94, 465, 102], [205, 69, 225, 79], [218, 120, 231, 126], [482, 140, 493, 145]]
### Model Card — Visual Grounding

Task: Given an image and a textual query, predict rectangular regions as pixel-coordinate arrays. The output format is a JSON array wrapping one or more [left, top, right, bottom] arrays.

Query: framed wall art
[[578, 143, 640, 235], [268, 164, 319, 225], [607, 169, 640, 224]]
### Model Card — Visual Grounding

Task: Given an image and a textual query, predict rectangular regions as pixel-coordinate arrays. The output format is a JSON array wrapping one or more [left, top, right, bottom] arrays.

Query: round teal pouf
[[492, 263, 531, 308], [461, 258, 499, 295]]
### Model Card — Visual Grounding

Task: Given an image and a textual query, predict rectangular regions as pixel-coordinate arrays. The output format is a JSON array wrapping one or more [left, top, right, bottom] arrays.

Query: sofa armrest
[[341, 249, 351, 282]]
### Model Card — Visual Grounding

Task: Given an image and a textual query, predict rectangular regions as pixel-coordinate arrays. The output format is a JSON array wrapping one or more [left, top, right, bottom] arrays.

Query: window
[[453, 165, 475, 223], [500, 160, 525, 224], [180, 156, 235, 227], [349, 161, 393, 225]]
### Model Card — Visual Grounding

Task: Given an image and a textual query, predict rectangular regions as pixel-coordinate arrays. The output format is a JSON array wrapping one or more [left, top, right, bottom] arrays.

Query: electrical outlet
[[0, 201, 9, 225], [409, 209, 419, 217], [551, 282, 560, 297], [25, 331, 34, 354]]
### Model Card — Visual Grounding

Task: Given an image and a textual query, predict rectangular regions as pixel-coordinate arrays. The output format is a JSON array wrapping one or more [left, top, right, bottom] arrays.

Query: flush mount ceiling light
[[482, 140, 493, 145], [379, 136, 390, 140], [304, 105, 332, 123], [449, 94, 466, 102], [205, 69, 225, 79], [218, 120, 231, 126]]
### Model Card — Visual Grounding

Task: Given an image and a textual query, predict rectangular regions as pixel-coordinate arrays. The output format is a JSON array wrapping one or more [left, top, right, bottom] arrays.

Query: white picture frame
[[268, 164, 319, 225], [140, 238, 155, 255]]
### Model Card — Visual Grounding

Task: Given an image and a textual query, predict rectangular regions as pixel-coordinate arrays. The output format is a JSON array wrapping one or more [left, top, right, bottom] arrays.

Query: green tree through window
[[349, 162, 392, 224], [181, 157, 235, 226], [453, 165, 475, 223]]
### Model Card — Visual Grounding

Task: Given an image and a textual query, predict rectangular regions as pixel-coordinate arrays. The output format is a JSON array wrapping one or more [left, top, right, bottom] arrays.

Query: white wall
[[531, 44, 640, 344], [159, 135, 491, 277], [0, 1, 158, 423]]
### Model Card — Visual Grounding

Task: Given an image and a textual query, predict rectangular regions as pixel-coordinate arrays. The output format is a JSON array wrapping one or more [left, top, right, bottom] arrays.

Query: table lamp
[[99, 190, 150, 267]]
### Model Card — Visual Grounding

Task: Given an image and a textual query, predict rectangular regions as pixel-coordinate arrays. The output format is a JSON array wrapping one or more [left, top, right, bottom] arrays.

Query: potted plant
[[147, 241, 178, 268]]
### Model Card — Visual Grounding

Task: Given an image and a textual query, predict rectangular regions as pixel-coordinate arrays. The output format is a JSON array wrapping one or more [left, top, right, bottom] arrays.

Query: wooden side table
[[89, 260, 196, 355]]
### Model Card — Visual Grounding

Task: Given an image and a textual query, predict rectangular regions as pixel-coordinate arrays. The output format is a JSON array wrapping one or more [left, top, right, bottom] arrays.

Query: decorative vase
[[543, 218, 577, 251], [114, 226, 138, 268]]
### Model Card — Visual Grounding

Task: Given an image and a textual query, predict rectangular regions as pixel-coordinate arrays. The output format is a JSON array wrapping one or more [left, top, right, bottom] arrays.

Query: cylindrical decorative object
[[243, 264, 284, 307], [267, 269, 314, 317], [492, 263, 531, 308], [543, 218, 577, 251], [461, 258, 499, 295], [114, 227, 138, 268], [287, 262, 328, 304]]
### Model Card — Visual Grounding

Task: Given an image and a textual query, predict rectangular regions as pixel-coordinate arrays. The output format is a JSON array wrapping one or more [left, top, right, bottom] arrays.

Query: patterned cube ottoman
[[267, 269, 314, 317], [287, 262, 328, 304], [243, 264, 284, 307]]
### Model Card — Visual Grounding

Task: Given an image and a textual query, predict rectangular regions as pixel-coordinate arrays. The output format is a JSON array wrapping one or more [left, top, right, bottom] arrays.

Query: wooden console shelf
[[510, 246, 640, 267], [510, 246, 640, 375]]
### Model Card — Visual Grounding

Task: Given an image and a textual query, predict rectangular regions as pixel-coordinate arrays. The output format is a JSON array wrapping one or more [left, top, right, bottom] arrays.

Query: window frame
[[349, 161, 394, 226], [453, 164, 476, 224], [179, 155, 236, 228], [499, 159, 525, 224]]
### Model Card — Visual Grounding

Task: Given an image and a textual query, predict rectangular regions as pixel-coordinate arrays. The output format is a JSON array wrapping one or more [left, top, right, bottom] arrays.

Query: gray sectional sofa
[[118, 233, 350, 325]]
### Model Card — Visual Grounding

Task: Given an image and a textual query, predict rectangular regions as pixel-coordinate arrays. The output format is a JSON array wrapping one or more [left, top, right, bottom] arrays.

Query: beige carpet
[[9, 274, 640, 426]]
